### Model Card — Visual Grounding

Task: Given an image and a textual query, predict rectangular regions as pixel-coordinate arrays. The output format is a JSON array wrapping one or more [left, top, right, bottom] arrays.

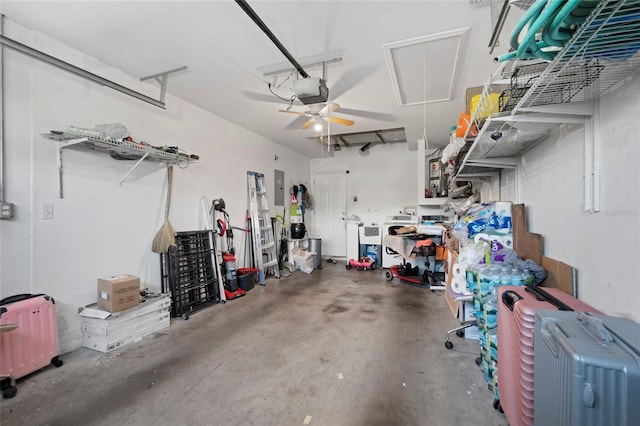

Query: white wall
[[508, 77, 640, 322], [0, 20, 310, 352], [310, 142, 418, 229]]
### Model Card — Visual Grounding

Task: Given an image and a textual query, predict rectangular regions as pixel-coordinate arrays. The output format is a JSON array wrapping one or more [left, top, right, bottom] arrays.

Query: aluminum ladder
[[247, 171, 279, 285]]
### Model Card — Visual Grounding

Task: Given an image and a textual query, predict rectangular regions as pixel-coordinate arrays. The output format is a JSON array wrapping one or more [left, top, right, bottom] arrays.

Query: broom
[[152, 165, 176, 253]]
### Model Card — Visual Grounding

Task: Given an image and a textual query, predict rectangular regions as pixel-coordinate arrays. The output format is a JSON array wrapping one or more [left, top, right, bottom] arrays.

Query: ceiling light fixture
[[314, 122, 323, 132]]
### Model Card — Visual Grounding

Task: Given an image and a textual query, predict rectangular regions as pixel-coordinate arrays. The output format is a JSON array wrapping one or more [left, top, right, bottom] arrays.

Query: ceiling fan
[[279, 102, 355, 129]]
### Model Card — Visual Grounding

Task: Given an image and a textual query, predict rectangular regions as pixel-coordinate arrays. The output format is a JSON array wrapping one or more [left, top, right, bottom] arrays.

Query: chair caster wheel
[[444, 341, 453, 350]]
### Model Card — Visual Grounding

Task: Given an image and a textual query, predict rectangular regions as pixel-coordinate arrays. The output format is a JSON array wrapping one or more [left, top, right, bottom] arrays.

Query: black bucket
[[237, 268, 257, 291], [290, 223, 306, 239]]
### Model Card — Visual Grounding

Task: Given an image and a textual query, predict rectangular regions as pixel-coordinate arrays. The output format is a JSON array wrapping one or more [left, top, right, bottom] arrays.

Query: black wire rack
[[499, 60, 605, 112], [499, 61, 549, 113], [160, 230, 221, 318]]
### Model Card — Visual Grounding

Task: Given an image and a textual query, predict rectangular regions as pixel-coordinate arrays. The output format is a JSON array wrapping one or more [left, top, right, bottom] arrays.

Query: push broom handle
[[165, 165, 173, 220]]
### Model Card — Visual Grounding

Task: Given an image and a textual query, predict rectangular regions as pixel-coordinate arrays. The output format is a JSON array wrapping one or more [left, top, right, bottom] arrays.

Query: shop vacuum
[[213, 198, 246, 300]]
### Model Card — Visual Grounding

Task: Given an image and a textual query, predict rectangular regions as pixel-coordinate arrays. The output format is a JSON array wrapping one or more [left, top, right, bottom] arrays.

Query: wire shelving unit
[[42, 128, 198, 198], [514, 0, 640, 112], [455, 0, 640, 179]]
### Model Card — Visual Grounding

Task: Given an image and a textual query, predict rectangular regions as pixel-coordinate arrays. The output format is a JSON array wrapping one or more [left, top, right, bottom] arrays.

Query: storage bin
[[236, 268, 257, 291], [470, 93, 500, 119]]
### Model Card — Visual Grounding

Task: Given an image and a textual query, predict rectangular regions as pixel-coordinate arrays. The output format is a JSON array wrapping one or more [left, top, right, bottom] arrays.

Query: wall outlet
[[1, 202, 15, 220], [42, 204, 54, 220]]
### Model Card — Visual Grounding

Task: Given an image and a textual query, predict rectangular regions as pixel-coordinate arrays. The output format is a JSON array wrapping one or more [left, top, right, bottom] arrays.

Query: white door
[[313, 172, 347, 257]]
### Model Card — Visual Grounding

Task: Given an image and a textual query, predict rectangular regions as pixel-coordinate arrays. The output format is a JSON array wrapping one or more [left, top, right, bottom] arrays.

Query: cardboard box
[[446, 231, 459, 253], [465, 84, 506, 116], [465, 86, 484, 115], [97, 274, 140, 313], [462, 300, 480, 340]]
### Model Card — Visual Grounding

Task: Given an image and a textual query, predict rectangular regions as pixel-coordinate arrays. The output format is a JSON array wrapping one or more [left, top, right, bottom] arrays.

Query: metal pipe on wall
[[0, 34, 166, 110], [1, 15, 5, 201]]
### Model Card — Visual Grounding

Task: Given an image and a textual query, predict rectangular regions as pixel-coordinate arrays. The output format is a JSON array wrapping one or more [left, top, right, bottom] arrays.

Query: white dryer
[[381, 215, 419, 268]]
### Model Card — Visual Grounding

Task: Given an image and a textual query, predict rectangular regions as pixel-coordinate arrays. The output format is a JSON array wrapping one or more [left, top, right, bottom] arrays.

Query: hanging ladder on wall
[[247, 171, 280, 285]]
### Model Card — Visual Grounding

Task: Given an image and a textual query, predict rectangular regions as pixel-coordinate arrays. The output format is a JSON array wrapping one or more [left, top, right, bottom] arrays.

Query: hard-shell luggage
[[0, 294, 64, 398], [497, 286, 600, 426], [534, 310, 640, 426]]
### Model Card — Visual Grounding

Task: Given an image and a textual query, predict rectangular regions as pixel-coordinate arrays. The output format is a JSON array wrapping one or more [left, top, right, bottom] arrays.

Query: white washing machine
[[381, 215, 419, 268]]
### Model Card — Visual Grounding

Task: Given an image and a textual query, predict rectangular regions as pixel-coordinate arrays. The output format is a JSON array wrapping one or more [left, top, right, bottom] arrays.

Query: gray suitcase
[[534, 310, 640, 426]]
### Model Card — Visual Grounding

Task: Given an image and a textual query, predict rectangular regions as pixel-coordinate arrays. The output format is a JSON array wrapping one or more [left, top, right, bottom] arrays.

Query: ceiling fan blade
[[301, 119, 316, 129], [329, 65, 378, 99], [279, 109, 306, 116], [285, 115, 311, 130], [243, 91, 286, 104], [336, 108, 396, 121], [320, 102, 341, 115], [327, 116, 355, 126]]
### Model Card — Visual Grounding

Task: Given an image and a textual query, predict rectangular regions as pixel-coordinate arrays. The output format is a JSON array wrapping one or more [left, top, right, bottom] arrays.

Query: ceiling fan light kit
[[279, 102, 355, 130]]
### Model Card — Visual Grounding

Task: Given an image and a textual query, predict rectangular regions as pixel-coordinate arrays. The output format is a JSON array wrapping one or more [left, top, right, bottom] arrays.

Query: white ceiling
[[1, 0, 515, 158]]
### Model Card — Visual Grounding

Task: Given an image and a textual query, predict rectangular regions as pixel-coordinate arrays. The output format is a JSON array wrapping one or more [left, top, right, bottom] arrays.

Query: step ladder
[[247, 171, 280, 285]]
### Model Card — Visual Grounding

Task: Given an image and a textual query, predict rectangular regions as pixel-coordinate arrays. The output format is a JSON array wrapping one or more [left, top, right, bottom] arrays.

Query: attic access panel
[[309, 128, 406, 149], [384, 27, 470, 106]]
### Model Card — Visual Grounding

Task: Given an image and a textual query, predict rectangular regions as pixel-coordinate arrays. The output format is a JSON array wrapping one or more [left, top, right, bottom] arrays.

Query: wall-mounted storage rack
[[42, 128, 198, 198], [455, 0, 640, 181], [513, 0, 640, 113]]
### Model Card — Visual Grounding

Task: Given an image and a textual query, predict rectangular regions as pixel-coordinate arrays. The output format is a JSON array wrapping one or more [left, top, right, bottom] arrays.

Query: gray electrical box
[[1, 202, 15, 219]]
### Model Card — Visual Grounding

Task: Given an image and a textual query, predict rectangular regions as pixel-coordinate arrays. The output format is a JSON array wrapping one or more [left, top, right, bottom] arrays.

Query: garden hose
[[497, 0, 602, 62]]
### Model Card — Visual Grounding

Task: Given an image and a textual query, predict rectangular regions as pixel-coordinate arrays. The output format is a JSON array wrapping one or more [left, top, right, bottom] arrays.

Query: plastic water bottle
[[523, 268, 535, 286], [473, 264, 488, 317], [510, 268, 524, 286], [481, 357, 498, 385], [478, 265, 500, 298], [487, 330, 498, 360], [499, 266, 512, 287], [481, 288, 499, 330], [466, 265, 479, 293]]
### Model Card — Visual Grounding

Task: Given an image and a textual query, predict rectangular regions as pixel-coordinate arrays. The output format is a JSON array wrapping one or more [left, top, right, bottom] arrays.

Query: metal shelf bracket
[[140, 66, 188, 104], [57, 137, 87, 199], [119, 152, 150, 185]]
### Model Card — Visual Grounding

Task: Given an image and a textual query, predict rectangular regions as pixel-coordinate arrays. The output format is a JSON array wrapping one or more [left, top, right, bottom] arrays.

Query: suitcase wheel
[[475, 356, 482, 366], [51, 356, 63, 368], [444, 340, 453, 350], [2, 386, 17, 399], [493, 399, 503, 413]]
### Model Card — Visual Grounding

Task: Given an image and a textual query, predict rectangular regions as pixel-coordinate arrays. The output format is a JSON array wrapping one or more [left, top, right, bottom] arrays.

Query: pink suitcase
[[497, 286, 600, 426], [0, 294, 64, 398]]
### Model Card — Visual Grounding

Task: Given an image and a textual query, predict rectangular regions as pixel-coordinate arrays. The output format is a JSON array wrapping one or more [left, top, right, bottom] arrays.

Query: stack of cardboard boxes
[[79, 274, 170, 353]]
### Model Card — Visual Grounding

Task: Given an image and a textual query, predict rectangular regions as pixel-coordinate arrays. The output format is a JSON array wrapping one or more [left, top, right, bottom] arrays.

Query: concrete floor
[[0, 261, 508, 426]]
